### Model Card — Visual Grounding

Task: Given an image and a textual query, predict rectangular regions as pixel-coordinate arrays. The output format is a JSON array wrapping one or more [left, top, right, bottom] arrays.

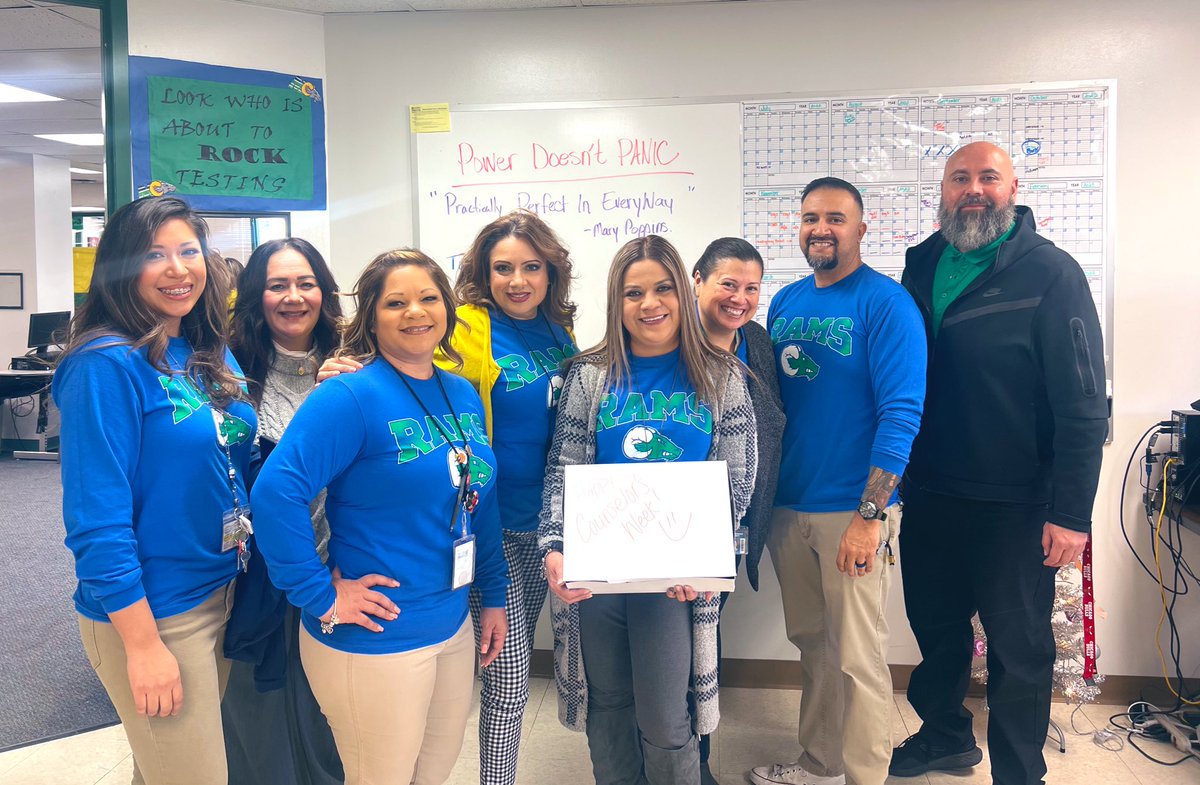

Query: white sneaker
[[747, 761, 846, 785]]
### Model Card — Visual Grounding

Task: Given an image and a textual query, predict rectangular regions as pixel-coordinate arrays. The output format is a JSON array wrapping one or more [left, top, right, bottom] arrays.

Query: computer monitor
[[27, 311, 71, 355]]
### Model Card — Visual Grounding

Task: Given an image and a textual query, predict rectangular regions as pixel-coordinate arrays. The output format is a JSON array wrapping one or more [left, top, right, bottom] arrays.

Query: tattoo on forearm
[[861, 467, 900, 510]]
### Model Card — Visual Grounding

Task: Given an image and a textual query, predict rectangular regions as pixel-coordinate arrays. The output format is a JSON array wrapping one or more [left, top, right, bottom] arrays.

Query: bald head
[[938, 141, 1019, 251], [943, 141, 1016, 186]]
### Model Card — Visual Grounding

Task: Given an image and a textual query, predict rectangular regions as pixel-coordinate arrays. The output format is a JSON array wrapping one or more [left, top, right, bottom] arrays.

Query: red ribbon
[[1080, 535, 1097, 683]]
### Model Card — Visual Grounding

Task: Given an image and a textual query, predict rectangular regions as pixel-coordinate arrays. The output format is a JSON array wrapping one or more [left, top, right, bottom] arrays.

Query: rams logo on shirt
[[621, 425, 683, 462], [780, 344, 821, 380]]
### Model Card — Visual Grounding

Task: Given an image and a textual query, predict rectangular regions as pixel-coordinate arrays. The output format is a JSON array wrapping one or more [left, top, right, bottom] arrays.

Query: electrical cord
[[1108, 703, 1198, 765], [1120, 421, 1200, 748]]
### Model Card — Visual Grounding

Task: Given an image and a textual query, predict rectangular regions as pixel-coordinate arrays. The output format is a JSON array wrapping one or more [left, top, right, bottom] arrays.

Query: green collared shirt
[[931, 221, 1016, 336]]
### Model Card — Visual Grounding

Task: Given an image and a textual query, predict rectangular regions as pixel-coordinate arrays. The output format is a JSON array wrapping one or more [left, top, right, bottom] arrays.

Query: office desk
[[0, 369, 57, 461]]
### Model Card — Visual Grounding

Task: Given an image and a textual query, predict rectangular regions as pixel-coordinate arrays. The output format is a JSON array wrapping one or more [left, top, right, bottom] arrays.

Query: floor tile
[[11, 689, 1180, 785], [0, 745, 37, 777], [94, 754, 134, 785], [2, 726, 130, 785], [1078, 700, 1200, 785]]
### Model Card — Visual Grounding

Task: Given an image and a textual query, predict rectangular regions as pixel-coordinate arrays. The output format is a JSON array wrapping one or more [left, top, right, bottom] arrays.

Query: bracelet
[[320, 600, 339, 634]]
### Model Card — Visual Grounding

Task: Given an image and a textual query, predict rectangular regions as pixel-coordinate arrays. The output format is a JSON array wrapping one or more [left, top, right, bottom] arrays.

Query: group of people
[[53, 139, 1107, 785]]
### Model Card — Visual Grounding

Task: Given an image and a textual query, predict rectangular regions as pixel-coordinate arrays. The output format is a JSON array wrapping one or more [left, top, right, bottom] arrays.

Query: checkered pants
[[469, 529, 547, 785]]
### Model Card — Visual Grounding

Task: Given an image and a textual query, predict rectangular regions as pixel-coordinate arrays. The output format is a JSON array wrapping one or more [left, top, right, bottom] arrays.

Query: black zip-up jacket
[[901, 205, 1107, 532]]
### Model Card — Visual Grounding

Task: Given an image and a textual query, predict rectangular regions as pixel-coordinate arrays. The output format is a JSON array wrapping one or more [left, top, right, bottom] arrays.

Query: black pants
[[898, 487, 1057, 785]]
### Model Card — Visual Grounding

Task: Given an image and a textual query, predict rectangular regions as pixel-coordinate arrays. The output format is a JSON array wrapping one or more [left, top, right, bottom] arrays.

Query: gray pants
[[578, 593, 698, 785]]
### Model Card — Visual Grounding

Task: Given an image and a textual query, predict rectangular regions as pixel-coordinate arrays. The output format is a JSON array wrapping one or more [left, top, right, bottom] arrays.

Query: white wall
[[71, 180, 105, 211], [0, 154, 39, 364], [0, 153, 72, 363], [34, 156, 74, 314], [324, 0, 1200, 679], [126, 0, 329, 254]]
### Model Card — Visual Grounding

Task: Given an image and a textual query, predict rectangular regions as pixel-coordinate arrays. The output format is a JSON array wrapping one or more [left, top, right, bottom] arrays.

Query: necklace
[[497, 308, 562, 379]]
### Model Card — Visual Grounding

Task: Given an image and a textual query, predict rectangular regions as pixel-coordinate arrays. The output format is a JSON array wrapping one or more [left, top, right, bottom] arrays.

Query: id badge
[[220, 507, 252, 553], [452, 534, 476, 590], [733, 525, 749, 556]]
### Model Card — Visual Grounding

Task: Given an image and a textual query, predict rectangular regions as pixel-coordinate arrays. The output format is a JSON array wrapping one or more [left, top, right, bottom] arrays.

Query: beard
[[938, 197, 1016, 252], [803, 241, 840, 272]]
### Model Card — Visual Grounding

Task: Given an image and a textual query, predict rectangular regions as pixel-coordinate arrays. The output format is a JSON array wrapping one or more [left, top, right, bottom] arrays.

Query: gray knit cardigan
[[740, 320, 786, 591], [537, 353, 758, 735]]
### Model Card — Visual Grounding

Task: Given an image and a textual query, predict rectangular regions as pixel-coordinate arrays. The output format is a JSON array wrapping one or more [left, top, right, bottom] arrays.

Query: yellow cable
[[1153, 458, 1200, 705]]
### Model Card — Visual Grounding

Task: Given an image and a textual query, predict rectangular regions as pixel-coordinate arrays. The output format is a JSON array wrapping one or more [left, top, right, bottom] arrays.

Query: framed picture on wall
[[0, 272, 23, 309]]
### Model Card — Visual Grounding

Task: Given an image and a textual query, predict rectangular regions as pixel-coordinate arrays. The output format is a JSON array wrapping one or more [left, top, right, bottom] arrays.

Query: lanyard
[[211, 407, 244, 514], [497, 309, 563, 381], [1081, 536, 1098, 684], [389, 364, 478, 533]]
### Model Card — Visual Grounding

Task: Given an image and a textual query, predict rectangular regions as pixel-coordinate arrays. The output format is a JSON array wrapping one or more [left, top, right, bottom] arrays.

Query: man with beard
[[751, 177, 925, 785], [891, 141, 1107, 785]]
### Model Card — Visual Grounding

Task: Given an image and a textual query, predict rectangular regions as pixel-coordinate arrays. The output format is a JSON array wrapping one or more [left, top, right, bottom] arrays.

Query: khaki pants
[[300, 618, 475, 785], [79, 583, 236, 785], [767, 508, 897, 785]]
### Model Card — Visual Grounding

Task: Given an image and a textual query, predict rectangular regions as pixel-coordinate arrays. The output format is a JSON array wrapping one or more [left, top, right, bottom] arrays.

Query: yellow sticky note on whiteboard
[[410, 103, 451, 134]]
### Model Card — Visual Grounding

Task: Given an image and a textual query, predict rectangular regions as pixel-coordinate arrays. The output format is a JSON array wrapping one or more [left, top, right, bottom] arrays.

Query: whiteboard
[[412, 82, 1113, 379], [413, 102, 743, 346]]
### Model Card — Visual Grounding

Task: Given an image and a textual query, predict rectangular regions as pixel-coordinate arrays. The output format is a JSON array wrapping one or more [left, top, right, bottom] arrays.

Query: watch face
[[858, 501, 879, 519]]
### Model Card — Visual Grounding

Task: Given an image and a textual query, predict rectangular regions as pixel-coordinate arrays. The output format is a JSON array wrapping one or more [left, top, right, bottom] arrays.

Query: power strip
[[1138, 703, 1199, 760]]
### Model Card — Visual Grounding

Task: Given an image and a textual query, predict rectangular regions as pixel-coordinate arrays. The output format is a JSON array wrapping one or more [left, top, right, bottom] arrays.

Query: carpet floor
[[0, 455, 118, 752]]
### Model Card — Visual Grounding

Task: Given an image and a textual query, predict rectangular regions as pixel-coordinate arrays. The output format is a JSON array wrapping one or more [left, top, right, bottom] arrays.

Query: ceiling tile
[[0, 7, 100, 49], [407, 0, 574, 9], [0, 76, 102, 101], [228, 0, 413, 12], [0, 49, 102, 79]]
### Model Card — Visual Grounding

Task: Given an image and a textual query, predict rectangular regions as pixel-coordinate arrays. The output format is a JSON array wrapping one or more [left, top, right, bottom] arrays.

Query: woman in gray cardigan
[[538, 235, 756, 785]]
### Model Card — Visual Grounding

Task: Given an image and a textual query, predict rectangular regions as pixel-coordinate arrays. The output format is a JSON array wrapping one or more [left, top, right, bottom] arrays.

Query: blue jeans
[[579, 592, 696, 785]]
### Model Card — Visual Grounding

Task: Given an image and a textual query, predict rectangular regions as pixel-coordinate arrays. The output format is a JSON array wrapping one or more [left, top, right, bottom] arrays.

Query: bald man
[[893, 142, 1107, 785]]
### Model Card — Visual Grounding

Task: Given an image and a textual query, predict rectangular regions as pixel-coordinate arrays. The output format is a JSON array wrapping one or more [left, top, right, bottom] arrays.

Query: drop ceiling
[[0, 0, 733, 189]]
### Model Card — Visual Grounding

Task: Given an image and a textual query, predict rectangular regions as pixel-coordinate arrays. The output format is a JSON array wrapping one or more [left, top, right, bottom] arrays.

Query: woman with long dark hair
[[54, 196, 256, 785], [222, 238, 345, 784], [538, 235, 757, 785]]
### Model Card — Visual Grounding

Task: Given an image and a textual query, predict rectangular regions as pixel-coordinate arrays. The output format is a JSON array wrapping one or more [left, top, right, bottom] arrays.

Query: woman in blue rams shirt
[[252, 249, 509, 785], [538, 235, 757, 785], [318, 210, 577, 785], [54, 196, 257, 785]]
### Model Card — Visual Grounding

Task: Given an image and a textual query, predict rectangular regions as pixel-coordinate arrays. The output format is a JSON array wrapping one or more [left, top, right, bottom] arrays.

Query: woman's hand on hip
[[478, 607, 508, 668], [544, 551, 592, 605], [324, 566, 401, 632]]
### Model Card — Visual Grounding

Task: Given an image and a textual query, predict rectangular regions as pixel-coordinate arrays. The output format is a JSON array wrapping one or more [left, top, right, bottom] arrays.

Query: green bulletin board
[[129, 57, 326, 211]]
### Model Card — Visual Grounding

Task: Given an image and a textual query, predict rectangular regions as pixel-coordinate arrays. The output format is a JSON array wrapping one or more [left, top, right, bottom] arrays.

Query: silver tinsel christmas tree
[[971, 563, 1105, 704]]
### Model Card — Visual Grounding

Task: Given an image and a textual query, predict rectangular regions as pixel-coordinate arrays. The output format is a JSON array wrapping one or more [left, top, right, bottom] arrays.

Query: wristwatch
[[857, 500, 888, 521]]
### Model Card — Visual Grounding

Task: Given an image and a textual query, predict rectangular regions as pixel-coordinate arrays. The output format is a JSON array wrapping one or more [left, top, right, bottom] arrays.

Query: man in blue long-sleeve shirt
[[750, 177, 927, 785]]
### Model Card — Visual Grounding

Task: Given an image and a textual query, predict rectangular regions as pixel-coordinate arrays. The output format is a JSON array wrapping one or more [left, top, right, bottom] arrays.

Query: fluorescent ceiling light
[[0, 83, 62, 103], [35, 133, 104, 146], [70, 167, 102, 174]]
